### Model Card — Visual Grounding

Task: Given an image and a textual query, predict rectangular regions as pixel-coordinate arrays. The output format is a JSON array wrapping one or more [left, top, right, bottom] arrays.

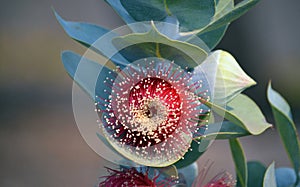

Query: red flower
[[96, 59, 209, 166], [192, 162, 236, 187], [99, 167, 175, 187], [202, 172, 236, 187]]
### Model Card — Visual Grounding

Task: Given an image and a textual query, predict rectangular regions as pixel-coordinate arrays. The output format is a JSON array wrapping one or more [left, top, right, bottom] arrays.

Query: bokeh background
[[1, 0, 300, 186]]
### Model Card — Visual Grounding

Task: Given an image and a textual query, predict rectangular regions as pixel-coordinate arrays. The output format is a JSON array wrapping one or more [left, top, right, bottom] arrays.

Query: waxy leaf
[[177, 162, 198, 187], [106, 0, 228, 49], [174, 139, 210, 169], [267, 83, 300, 184], [194, 0, 261, 35], [229, 138, 247, 187], [61, 51, 115, 102], [197, 25, 228, 49], [120, 0, 215, 32], [196, 0, 233, 49], [121, 0, 166, 22], [206, 94, 271, 135], [264, 162, 277, 187], [106, 0, 184, 40], [275, 168, 299, 187], [202, 121, 250, 140], [104, 0, 135, 24], [225, 94, 271, 135], [106, 0, 234, 49], [245, 161, 266, 187], [193, 50, 256, 105], [54, 10, 109, 47], [214, 0, 233, 17], [55, 10, 129, 67], [112, 22, 207, 69]]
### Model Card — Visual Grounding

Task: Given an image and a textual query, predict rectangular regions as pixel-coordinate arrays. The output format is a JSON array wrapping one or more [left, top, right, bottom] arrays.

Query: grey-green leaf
[[214, 0, 233, 17], [112, 22, 207, 69], [229, 138, 247, 187], [196, 0, 233, 49], [247, 161, 266, 187], [201, 121, 250, 140], [264, 162, 277, 187], [177, 162, 198, 187], [275, 168, 298, 187], [104, 0, 135, 24], [54, 10, 129, 67], [121, 0, 166, 22], [61, 50, 115, 102], [54, 10, 109, 47], [197, 24, 228, 49], [196, 0, 260, 35], [174, 139, 210, 169], [205, 94, 272, 135], [267, 82, 300, 184], [120, 0, 215, 32]]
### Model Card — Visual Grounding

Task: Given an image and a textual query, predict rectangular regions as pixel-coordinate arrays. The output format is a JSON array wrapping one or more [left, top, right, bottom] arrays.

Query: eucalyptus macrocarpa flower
[[96, 59, 210, 167], [98, 164, 235, 187], [201, 172, 236, 187], [191, 163, 236, 187], [99, 167, 176, 187], [57, 7, 258, 166]]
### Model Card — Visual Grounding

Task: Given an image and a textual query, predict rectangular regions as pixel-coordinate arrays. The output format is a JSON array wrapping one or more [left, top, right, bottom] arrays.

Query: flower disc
[[97, 58, 209, 167]]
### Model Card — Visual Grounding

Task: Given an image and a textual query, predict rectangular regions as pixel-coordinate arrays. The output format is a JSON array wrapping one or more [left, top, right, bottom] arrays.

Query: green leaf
[[196, 0, 233, 49], [197, 24, 228, 49], [174, 139, 210, 169], [193, 50, 256, 105], [195, 0, 260, 35], [166, 0, 215, 32], [247, 161, 266, 187], [107, 0, 182, 40], [104, 0, 135, 24], [229, 138, 247, 187], [267, 83, 300, 184], [264, 162, 277, 187], [112, 22, 207, 69], [61, 50, 115, 102], [54, 10, 129, 67], [120, 0, 215, 31], [275, 168, 298, 187], [201, 121, 250, 140], [214, 0, 233, 17], [120, 0, 166, 22], [177, 162, 198, 187], [54, 10, 109, 47], [206, 94, 271, 135]]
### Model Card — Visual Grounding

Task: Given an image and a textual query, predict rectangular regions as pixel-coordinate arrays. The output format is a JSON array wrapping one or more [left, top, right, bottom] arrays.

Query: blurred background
[[0, 0, 299, 186]]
